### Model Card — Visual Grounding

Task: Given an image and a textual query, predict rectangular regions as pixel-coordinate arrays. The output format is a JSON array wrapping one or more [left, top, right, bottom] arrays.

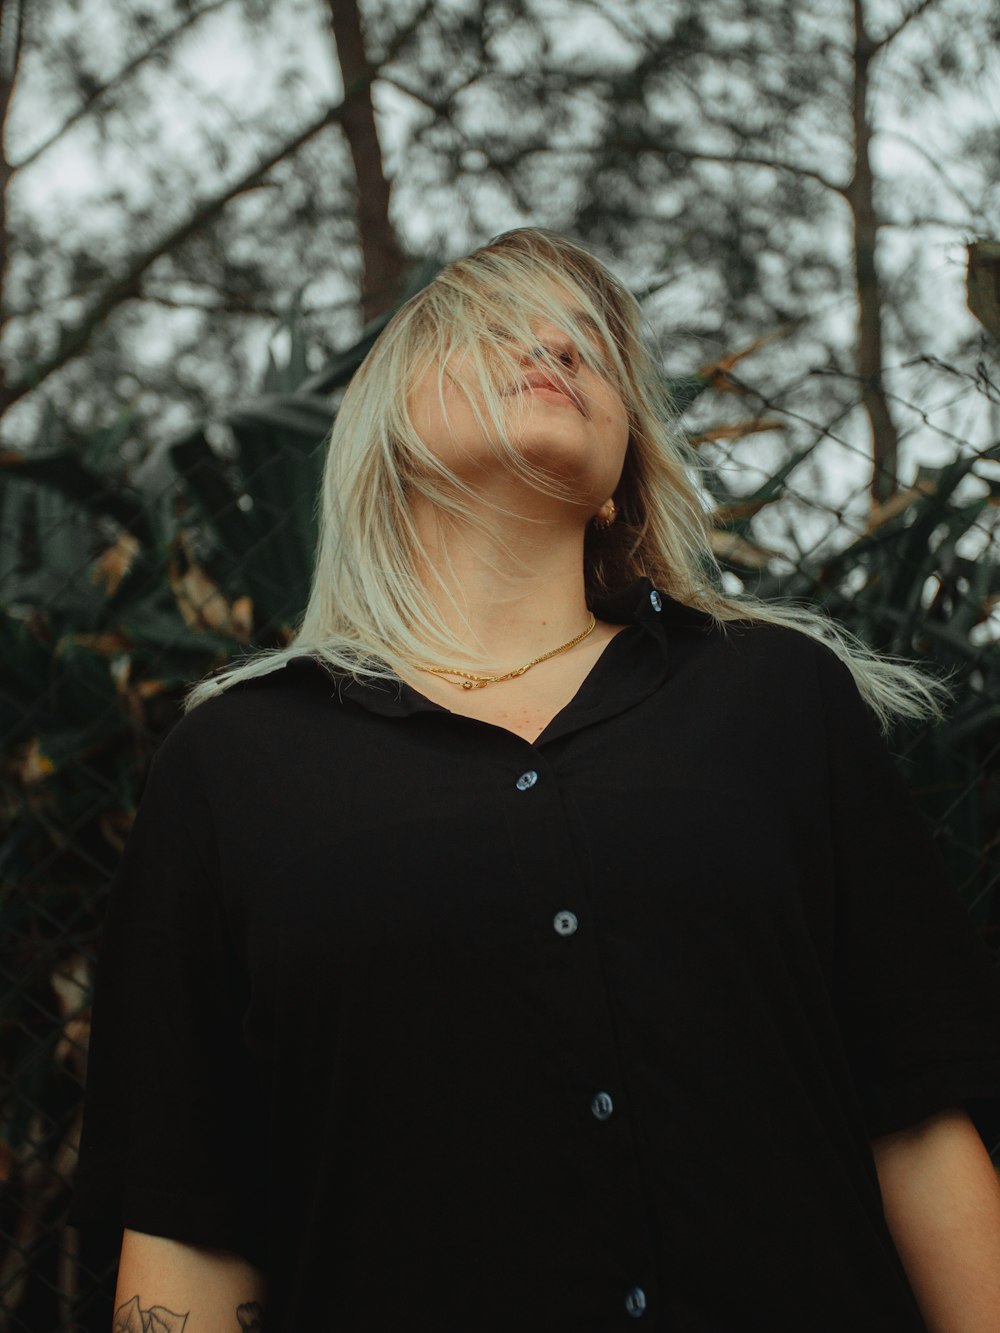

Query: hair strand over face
[[182, 226, 954, 734]]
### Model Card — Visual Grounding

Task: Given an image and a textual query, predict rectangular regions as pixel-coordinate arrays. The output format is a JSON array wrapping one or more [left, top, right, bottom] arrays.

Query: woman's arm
[[114, 1229, 267, 1331], [871, 1104, 1000, 1332]]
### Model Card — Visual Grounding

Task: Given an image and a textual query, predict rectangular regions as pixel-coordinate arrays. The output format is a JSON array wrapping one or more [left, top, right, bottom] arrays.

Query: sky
[[6, 0, 1000, 641]]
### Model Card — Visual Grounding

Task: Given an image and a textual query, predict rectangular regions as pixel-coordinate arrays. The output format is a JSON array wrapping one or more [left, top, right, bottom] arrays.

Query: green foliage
[[1, 287, 998, 1303]]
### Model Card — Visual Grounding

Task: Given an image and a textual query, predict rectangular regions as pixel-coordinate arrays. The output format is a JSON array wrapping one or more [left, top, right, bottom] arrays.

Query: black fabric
[[69, 576, 1000, 1332]]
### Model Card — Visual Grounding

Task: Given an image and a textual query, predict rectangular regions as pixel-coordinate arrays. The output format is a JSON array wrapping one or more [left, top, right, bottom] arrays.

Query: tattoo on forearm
[[113, 1295, 188, 1331], [113, 1295, 265, 1331]]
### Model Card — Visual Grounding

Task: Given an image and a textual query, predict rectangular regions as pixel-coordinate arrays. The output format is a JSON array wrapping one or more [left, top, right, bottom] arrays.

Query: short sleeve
[[68, 717, 266, 1267], [815, 640, 1000, 1148]]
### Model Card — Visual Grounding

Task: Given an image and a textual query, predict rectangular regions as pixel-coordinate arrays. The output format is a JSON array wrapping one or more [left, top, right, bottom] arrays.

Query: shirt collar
[[590, 575, 712, 631], [277, 576, 713, 725]]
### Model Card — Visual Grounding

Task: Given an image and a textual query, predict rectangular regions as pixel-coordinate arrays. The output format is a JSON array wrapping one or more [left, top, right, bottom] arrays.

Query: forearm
[[871, 1104, 1000, 1332], [115, 1228, 267, 1331]]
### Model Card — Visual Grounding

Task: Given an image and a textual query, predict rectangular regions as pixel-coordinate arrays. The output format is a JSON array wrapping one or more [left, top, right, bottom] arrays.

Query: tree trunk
[[847, 0, 899, 506], [0, 0, 27, 400], [327, 0, 407, 324]]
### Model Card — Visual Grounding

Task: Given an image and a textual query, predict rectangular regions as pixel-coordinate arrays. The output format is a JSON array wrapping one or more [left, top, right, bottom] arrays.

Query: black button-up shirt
[[70, 577, 1000, 1331]]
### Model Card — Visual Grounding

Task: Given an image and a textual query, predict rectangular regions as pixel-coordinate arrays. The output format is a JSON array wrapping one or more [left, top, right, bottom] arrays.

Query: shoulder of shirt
[[677, 601, 822, 662], [148, 657, 340, 774], [159, 602, 831, 749], [688, 612, 858, 715]]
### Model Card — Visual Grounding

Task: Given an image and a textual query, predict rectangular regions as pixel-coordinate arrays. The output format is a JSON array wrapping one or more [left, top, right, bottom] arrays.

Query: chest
[[433, 692, 560, 744], [398, 625, 630, 744]]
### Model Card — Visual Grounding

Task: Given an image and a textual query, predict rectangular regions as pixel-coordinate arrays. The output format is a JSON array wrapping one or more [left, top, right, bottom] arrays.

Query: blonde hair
[[182, 226, 954, 736]]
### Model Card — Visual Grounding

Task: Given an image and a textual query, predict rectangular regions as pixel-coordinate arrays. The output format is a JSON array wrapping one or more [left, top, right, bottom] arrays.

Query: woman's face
[[406, 284, 630, 520]]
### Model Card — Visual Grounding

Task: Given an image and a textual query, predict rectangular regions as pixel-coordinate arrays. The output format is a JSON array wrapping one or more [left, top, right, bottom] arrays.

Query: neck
[[408, 494, 594, 669]]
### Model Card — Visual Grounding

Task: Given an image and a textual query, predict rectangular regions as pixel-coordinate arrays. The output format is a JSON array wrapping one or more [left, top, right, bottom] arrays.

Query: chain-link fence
[[2, 339, 999, 1331]]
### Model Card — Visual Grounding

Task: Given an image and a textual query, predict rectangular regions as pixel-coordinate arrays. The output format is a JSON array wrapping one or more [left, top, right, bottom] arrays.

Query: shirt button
[[515, 770, 538, 791], [625, 1285, 647, 1318], [649, 589, 662, 612], [553, 910, 578, 936], [591, 1090, 614, 1120]]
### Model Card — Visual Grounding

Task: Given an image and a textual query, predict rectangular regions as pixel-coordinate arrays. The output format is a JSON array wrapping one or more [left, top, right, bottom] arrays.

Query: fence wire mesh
[[2, 350, 999, 1331]]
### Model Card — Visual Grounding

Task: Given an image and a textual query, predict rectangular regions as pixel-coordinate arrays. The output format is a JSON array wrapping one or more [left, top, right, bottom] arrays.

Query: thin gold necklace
[[411, 614, 598, 690]]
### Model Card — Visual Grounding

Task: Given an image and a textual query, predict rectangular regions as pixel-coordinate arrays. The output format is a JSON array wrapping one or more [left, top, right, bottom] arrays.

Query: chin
[[516, 439, 611, 503], [515, 419, 590, 463]]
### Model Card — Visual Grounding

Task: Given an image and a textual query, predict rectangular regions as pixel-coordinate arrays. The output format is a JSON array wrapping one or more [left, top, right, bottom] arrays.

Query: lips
[[520, 371, 585, 414]]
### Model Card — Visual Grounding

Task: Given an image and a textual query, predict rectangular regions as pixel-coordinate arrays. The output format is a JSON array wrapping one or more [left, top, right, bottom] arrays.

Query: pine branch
[[11, 0, 233, 172], [1, 106, 340, 412], [872, 0, 947, 54]]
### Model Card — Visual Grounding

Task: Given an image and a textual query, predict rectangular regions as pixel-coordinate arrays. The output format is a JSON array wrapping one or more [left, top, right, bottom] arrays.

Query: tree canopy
[[2, 0, 998, 506]]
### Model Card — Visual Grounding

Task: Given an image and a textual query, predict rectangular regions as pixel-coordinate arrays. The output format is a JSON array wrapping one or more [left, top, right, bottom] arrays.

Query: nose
[[527, 323, 579, 374]]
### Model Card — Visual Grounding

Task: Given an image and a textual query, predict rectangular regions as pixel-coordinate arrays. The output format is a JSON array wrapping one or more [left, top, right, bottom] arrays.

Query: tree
[[379, 0, 1000, 503], [0, 0, 418, 450], [2, 0, 998, 521]]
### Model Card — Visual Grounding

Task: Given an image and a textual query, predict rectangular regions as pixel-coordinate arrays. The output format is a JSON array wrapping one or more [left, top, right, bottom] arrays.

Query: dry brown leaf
[[61, 631, 131, 656], [709, 529, 784, 568], [695, 321, 803, 390], [864, 477, 937, 533], [168, 530, 252, 641], [19, 738, 55, 784], [230, 594, 254, 640], [712, 496, 774, 523], [52, 955, 92, 1077], [91, 531, 141, 597], [136, 678, 170, 700], [967, 240, 1000, 342], [688, 418, 787, 443]]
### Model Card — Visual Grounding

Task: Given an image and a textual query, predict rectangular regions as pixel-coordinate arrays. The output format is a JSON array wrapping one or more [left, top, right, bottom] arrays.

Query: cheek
[[408, 377, 469, 456], [599, 400, 630, 460]]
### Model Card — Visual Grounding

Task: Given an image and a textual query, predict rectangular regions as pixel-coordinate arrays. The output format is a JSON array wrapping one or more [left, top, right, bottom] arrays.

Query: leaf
[[91, 531, 142, 598], [709, 527, 785, 568], [167, 531, 253, 641], [18, 737, 56, 784], [864, 476, 938, 532], [226, 393, 333, 441], [687, 418, 786, 443], [82, 410, 135, 472], [61, 630, 132, 656], [0, 448, 154, 543], [966, 240, 1000, 342]]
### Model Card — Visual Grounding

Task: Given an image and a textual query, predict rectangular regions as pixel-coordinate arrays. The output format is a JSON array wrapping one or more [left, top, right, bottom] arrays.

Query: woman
[[71, 228, 1000, 1332]]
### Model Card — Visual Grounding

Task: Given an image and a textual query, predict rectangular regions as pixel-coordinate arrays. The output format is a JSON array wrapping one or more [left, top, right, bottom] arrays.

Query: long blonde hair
[[182, 226, 954, 735]]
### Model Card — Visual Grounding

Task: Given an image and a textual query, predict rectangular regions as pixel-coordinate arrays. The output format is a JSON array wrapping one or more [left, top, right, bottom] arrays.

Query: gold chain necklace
[[410, 614, 598, 690]]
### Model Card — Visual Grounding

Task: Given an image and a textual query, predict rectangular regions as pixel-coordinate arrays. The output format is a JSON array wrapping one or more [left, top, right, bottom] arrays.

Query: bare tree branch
[[653, 144, 847, 197], [139, 287, 359, 319], [875, 127, 986, 225], [377, 72, 450, 118], [11, 0, 233, 172], [506, 128, 846, 196], [445, 128, 850, 198], [1, 105, 340, 412], [872, 0, 947, 53], [0, 1, 432, 415]]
